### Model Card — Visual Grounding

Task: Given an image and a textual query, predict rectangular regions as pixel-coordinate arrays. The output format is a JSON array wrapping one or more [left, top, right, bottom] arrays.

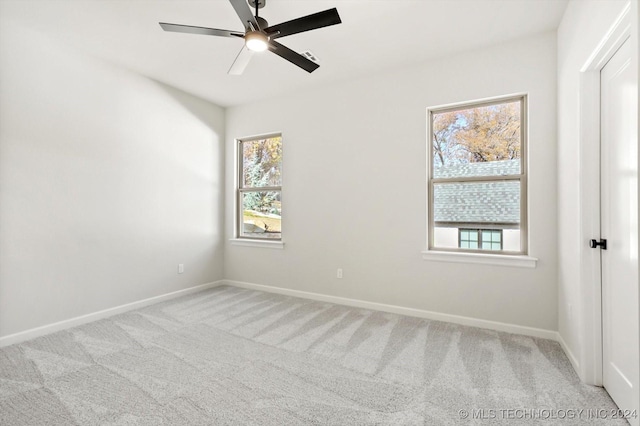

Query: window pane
[[240, 191, 281, 239], [432, 101, 521, 178], [433, 181, 520, 250], [433, 181, 520, 225], [242, 137, 282, 188], [484, 230, 502, 251]]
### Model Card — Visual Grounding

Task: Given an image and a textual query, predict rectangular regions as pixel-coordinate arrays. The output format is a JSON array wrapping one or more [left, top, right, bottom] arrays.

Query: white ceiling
[[0, 0, 568, 107]]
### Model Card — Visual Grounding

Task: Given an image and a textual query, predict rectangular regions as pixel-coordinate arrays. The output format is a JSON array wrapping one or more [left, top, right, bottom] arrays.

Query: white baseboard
[[0, 280, 224, 347], [222, 279, 558, 340], [556, 331, 581, 376], [1, 278, 566, 352]]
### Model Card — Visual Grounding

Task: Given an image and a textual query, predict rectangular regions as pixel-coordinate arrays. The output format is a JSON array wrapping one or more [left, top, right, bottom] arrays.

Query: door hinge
[[590, 239, 607, 250]]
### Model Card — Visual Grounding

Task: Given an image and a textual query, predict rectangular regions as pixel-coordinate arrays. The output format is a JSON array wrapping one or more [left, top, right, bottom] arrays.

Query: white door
[[600, 37, 639, 425]]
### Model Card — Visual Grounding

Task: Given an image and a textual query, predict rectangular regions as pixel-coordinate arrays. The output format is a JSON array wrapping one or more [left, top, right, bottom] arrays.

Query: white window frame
[[426, 94, 529, 257], [233, 133, 284, 247]]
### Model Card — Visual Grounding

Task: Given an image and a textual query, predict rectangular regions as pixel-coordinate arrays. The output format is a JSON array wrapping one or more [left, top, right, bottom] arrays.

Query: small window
[[459, 229, 503, 250], [237, 135, 282, 240], [428, 95, 527, 254]]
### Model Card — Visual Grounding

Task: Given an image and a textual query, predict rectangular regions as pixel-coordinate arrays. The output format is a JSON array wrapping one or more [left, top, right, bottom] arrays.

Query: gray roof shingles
[[433, 159, 521, 224]]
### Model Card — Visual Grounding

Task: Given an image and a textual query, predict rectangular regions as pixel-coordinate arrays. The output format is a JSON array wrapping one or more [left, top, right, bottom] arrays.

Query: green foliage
[[242, 137, 282, 215]]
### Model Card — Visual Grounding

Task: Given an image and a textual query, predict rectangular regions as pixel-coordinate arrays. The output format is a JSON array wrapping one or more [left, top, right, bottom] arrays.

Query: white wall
[[557, 0, 636, 382], [225, 32, 558, 331], [504, 230, 520, 252], [0, 22, 225, 338], [434, 228, 459, 249]]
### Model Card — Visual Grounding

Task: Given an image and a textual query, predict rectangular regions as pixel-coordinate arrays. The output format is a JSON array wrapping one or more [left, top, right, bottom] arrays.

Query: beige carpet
[[0, 285, 625, 425]]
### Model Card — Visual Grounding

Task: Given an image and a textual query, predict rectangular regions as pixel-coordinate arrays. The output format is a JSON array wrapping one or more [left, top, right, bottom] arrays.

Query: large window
[[237, 135, 282, 240], [428, 96, 527, 254]]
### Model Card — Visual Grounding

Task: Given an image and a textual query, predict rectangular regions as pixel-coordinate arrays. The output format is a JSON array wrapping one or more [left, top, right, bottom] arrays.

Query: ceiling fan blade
[[159, 22, 243, 38], [228, 46, 254, 75], [265, 8, 341, 39], [228, 0, 258, 30], [268, 40, 319, 73]]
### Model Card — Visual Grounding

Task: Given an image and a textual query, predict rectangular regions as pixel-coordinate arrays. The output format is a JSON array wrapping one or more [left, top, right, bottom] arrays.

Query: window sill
[[229, 239, 284, 249], [421, 250, 537, 268]]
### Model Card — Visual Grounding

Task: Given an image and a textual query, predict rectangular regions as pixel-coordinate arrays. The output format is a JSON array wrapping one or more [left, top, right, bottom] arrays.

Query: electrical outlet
[[178, 264, 184, 274], [337, 268, 343, 279]]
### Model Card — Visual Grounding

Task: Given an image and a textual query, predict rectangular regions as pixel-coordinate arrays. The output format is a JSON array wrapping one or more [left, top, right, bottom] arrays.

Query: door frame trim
[[578, 3, 631, 386]]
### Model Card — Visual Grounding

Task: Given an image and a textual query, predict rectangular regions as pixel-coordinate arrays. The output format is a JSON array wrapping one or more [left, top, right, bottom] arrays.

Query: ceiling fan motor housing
[[255, 17, 269, 31]]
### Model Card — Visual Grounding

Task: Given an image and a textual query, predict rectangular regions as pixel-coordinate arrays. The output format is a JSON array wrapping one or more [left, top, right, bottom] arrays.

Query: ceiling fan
[[159, 0, 341, 75]]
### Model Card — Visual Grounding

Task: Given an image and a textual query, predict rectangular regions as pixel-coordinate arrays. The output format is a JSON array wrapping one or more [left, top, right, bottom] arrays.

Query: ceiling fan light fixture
[[245, 31, 269, 52]]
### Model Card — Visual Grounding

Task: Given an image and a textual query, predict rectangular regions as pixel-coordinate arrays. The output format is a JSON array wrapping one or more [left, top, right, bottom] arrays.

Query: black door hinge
[[590, 239, 607, 250]]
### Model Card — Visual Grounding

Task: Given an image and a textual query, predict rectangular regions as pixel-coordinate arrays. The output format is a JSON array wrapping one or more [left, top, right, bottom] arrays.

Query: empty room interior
[[1, 0, 639, 424]]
